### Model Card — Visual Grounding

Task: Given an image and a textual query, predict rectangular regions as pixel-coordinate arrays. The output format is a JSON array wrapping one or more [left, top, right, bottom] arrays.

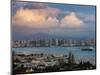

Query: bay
[[12, 46, 96, 64]]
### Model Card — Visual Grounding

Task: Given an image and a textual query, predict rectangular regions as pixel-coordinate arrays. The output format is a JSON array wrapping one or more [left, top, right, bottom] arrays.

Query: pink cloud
[[12, 7, 60, 28], [61, 12, 84, 28], [12, 7, 84, 29]]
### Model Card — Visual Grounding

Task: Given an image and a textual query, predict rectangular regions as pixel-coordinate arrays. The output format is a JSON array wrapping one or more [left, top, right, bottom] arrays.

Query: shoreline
[[12, 52, 96, 74]]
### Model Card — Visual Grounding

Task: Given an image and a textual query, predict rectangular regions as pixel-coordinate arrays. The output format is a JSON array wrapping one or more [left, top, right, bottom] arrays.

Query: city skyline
[[12, 1, 96, 40]]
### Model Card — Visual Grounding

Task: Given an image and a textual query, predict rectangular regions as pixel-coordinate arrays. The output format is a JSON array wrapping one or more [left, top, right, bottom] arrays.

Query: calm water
[[12, 46, 96, 64]]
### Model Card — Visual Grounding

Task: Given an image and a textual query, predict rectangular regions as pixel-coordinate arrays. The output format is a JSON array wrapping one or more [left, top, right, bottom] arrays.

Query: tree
[[68, 52, 75, 64]]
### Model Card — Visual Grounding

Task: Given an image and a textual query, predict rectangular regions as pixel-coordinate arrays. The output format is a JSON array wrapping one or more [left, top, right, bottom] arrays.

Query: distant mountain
[[31, 32, 55, 40], [12, 32, 58, 40], [12, 32, 95, 40]]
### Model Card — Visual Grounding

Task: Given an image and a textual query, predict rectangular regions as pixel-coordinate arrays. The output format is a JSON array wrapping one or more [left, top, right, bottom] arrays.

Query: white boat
[[81, 46, 94, 51]]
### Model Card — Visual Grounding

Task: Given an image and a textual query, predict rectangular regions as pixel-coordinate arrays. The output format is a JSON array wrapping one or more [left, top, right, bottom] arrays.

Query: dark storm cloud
[[23, 2, 47, 9]]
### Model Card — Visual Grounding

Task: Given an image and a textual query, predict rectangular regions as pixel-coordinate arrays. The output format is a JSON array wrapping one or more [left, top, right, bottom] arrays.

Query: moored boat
[[81, 46, 94, 51]]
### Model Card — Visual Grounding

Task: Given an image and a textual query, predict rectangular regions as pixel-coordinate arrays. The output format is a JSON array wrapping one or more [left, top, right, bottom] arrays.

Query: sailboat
[[81, 31, 94, 51]]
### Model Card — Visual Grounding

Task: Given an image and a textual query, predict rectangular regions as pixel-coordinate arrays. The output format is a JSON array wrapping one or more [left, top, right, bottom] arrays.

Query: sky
[[11, 1, 96, 40]]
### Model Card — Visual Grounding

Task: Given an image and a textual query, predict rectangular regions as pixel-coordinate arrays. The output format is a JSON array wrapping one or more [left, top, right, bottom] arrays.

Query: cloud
[[61, 12, 84, 28], [12, 5, 84, 29], [12, 7, 60, 28], [44, 17, 59, 28], [75, 12, 95, 23], [23, 2, 48, 9], [84, 15, 95, 22]]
